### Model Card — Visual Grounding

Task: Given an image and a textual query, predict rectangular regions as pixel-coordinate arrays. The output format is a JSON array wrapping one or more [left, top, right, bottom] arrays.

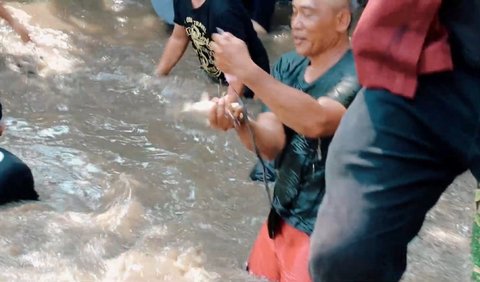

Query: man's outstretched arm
[[156, 23, 189, 76], [0, 2, 31, 43]]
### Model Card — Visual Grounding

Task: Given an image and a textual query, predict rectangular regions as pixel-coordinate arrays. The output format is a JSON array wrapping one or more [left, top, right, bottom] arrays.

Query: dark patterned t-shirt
[[270, 50, 360, 234], [173, 0, 269, 80]]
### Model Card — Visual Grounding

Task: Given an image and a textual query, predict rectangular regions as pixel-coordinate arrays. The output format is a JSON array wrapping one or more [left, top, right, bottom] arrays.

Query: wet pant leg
[[309, 66, 480, 281]]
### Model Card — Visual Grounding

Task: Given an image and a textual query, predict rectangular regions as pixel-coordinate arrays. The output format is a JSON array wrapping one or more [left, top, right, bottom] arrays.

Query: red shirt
[[352, 0, 453, 98]]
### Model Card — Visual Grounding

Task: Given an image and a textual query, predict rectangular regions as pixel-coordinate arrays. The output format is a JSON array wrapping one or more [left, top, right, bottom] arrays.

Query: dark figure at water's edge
[[0, 104, 38, 205]]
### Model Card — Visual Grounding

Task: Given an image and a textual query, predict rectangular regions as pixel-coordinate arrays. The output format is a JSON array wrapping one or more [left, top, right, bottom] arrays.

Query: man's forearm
[[235, 117, 284, 161], [227, 79, 244, 97], [239, 63, 332, 138], [156, 36, 189, 75], [0, 4, 16, 26]]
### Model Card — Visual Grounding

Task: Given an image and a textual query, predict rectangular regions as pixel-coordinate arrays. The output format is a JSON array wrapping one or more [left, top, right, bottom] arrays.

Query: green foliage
[[473, 218, 480, 281], [472, 182, 480, 281]]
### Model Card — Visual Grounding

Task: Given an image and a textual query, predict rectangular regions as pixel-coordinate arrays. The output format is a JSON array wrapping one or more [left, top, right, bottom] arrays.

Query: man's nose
[[291, 15, 303, 29]]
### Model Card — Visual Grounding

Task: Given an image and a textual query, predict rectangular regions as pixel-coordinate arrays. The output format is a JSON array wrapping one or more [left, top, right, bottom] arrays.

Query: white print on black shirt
[[185, 17, 221, 78]]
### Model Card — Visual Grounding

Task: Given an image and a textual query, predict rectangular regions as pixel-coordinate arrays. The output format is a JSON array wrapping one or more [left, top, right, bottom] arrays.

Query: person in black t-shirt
[[208, 0, 358, 280], [242, 0, 277, 34], [155, 0, 270, 98]]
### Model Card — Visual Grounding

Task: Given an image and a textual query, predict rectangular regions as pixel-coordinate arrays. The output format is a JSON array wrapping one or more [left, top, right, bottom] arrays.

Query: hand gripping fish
[[181, 92, 243, 124]]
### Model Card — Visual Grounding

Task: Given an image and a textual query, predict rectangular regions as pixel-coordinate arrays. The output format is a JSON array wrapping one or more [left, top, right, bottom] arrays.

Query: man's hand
[[211, 32, 254, 81], [208, 95, 243, 131]]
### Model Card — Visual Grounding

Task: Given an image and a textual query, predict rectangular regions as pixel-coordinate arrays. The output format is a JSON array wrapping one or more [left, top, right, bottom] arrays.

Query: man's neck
[[305, 37, 350, 83], [191, 0, 206, 9]]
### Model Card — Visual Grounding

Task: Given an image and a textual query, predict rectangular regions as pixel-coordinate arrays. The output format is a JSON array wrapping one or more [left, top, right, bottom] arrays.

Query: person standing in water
[[209, 0, 360, 280], [155, 0, 270, 98]]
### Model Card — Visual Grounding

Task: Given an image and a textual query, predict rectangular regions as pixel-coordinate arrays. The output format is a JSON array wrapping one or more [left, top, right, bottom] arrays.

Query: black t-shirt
[[0, 147, 38, 205], [173, 0, 270, 81]]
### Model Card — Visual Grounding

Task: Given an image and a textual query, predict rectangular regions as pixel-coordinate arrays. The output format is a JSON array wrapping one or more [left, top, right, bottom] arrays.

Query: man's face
[[291, 0, 344, 57]]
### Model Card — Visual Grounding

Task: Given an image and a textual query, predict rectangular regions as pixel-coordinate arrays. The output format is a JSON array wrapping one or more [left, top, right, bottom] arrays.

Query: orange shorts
[[247, 220, 312, 282]]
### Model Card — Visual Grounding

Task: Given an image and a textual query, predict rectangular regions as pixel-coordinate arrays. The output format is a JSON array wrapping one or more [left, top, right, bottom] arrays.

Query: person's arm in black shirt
[[215, 7, 256, 97], [155, 23, 189, 76]]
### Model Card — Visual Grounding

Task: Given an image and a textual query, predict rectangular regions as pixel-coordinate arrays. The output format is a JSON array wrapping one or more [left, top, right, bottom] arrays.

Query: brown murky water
[[0, 1, 475, 281]]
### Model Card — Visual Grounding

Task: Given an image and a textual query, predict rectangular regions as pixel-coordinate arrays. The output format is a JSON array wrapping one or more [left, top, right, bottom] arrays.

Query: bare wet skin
[[0, 1, 475, 281]]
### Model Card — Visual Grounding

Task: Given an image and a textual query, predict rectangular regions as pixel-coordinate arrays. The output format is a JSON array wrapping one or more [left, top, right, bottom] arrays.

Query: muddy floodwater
[[0, 1, 475, 281]]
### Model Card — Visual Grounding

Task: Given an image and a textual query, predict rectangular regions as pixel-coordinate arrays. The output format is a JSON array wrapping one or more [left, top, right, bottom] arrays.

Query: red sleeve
[[352, 0, 452, 98]]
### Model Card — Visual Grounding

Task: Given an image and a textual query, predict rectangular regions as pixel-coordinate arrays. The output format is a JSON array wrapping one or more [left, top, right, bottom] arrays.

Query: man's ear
[[336, 8, 352, 33]]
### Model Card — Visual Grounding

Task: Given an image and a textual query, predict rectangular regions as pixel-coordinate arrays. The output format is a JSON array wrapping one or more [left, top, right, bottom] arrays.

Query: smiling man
[[208, 0, 360, 280]]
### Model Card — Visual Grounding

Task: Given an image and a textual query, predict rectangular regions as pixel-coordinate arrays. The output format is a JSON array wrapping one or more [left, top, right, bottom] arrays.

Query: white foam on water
[[103, 247, 220, 282]]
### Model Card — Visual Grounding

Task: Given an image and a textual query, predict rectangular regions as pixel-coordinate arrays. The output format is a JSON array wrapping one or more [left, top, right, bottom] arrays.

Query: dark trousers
[[309, 65, 480, 281]]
